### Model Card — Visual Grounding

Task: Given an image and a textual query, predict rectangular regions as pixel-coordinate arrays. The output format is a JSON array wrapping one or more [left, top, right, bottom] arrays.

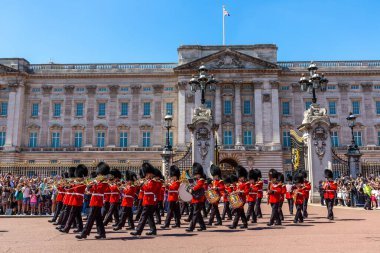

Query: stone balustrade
[[278, 60, 380, 69]]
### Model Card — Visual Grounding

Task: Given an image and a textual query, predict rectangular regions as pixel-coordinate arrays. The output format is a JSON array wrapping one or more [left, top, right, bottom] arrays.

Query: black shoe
[[251, 220, 257, 224], [146, 230, 157, 236], [112, 224, 118, 227], [95, 234, 106, 239], [266, 223, 274, 227], [160, 225, 168, 229], [73, 229, 82, 233], [130, 231, 141, 236], [126, 227, 135, 230], [207, 222, 212, 226], [172, 224, 180, 228], [48, 219, 55, 223], [185, 228, 193, 232], [214, 221, 222, 226], [184, 219, 190, 222], [59, 228, 69, 233], [113, 227, 122, 231], [275, 222, 282, 226], [257, 215, 263, 218], [299, 220, 304, 223], [240, 224, 248, 229], [52, 222, 59, 226], [228, 225, 236, 229], [293, 220, 298, 223], [197, 228, 206, 231], [55, 226, 63, 230], [75, 234, 87, 239]]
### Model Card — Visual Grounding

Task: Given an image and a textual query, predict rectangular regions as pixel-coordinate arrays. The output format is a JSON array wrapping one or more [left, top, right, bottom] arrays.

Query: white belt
[[92, 193, 104, 197], [144, 192, 155, 195], [58, 192, 65, 194], [123, 195, 134, 199], [72, 193, 84, 197], [249, 192, 257, 195], [168, 191, 178, 193], [105, 192, 119, 195], [258, 190, 263, 192], [325, 190, 335, 192]]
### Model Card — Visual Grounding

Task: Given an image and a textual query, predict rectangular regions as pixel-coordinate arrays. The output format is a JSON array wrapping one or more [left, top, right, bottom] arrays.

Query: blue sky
[[1, 0, 379, 63]]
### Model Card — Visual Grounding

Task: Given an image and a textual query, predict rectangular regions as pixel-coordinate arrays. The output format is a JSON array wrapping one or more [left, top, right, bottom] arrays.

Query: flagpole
[[222, 5, 225, 45]]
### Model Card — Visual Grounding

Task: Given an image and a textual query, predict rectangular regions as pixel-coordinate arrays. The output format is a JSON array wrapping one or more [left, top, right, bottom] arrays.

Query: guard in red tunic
[[221, 176, 233, 220], [135, 169, 145, 221], [60, 164, 88, 233], [49, 172, 68, 223], [114, 171, 137, 231], [246, 169, 260, 223], [301, 170, 311, 218], [229, 165, 249, 229], [186, 163, 207, 232], [323, 169, 337, 220], [131, 163, 160, 236], [293, 173, 305, 223], [255, 170, 264, 218], [103, 169, 122, 227], [278, 173, 286, 221], [55, 167, 76, 229], [76, 162, 110, 240], [207, 164, 224, 226], [153, 169, 164, 225], [267, 169, 282, 226], [161, 165, 181, 229], [285, 174, 294, 215]]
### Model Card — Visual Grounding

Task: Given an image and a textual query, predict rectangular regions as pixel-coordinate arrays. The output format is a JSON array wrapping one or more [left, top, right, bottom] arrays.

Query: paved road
[[0, 204, 379, 253]]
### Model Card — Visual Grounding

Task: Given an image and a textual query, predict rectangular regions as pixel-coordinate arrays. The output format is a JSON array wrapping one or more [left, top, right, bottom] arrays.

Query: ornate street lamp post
[[161, 114, 173, 178], [299, 62, 328, 103], [345, 112, 362, 177], [189, 65, 217, 105], [164, 114, 173, 151]]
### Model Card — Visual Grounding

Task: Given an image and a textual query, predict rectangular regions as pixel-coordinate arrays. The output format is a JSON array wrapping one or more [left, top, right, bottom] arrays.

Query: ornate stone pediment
[[174, 49, 278, 71]]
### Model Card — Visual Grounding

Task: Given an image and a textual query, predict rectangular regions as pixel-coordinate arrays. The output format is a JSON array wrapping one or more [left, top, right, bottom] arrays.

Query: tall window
[[142, 131, 151, 147], [205, 100, 213, 109], [166, 102, 173, 116], [74, 132, 82, 148], [329, 101, 337, 115], [243, 100, 251, 115], [0, 132, 6, 146], [29, 132, 38, 147], [53, 103, 61, 117], [31, 103, 39, 117], [352, 101, 360, 115], [121, 102, 128, 116], [224, 100, 232, 115], [282, 101, 290, 115], [305, 101, 312, 110], [97, 132, 105, 147], [76, 103, 84, 117], [282, 131, 291, 147], [243, 131, 252, 145], [331, 131, 339, 147], [166, 131, 173, 146], [51, 132, 60, 148], [98, 103, 106, 117], [119, 132, 128, 147], [378, 132, 380, 146], [353, 131, 362, 146], [143, 102, 151, 116], [223, 131, 233, 145], [0, 102, 7, 116], [376, 101, 380, 115]]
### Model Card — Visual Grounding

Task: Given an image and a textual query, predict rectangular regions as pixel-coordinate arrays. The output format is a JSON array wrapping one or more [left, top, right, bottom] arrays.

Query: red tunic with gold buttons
[[303, 180, 311, 199], [89, 182, 110, 207], [223, 185, 233, 203], [137, 185, 144, 200], [191, 178, 206, 204], [247, 182, 259, 203], [294, 187, 305, 205], [63, 184, 74, 206], [212, 180, 225, 201], [121, 184, 136, 207], [237, 181, 250, 203], [257, 180, 264, 199], [323, 180, 337, 199], [157, 184, 165, 202], [268, 183, 282, 204], [141, 179, 158, 206], [69, 184, 86, 207], [167, 181, 180, 202], [56, 186, 65, 202], [109, 184, 120, 203]]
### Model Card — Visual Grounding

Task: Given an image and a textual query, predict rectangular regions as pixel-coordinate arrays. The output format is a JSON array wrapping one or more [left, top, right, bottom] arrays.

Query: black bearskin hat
[[286, 174, 293, 182], [294, 173, 304, 184], [206, 178, 212, 185], [110, 168, 122, 179], [248, 169, 260, 181], [68, 167, 76, 178], [75, 164, 88, 178], [278, 173, 285, 183], [271, 169, 279, 179], [130, 172, 138, 182], [142, 162, 155, 176], [154, 168, 164, 179], [125, 170, 131, 181], [230, 174, 238, 184], [90, 171, 97, 179], [169, 165, 180, 179], [96, 162, 110, 176], [210, 164, 222, 177], [236, 165, 248, 179], [139, 168, 145, 179], [324, 169, 333, 179], [192, 162, 204, 176], [268, 169, 276, 180], [255, 169, 262, 179], [301, 170, 308, 179], [223, 175, 232, 184], [62, 172, 69, 179]]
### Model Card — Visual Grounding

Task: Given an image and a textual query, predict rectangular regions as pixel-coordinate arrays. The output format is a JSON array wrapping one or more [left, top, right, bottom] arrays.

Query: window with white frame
[[224, 100, 232, 115], [331, 131, 339, 147], [97, 132, 105, 147], [121, 102, 129, 116], [53, 103, 61, 117], [243, 131, 252, 145], [328, 101, 337, 115], [282, 101, 290, 115], [353, 131, 362, 146], [205, 100, 213, 109], [352, 101, 360, 115], [98, 103, 106, 117], [51, 132, 60, 148], [0, 131, 6, 146], [376, 101, 380, 115], [166, 102, 173, 116], [305, 101, 312, 110], [29, 132, 38, 147], [119, 132, 128, 147], [74, 132, 83, 148], [76, 103, 84, 117], [243, 100, 251, 115], [31, 103, 39, 117], [143, 102, 151, 116], [282, 131, 291, 147], [0, 102, 8, 116], [142, 131, 151, 147], [223, 131, 233, 145]]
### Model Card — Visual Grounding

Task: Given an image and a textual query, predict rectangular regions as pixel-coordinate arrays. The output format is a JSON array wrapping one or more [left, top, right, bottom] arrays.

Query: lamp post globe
[[298, 62, 328, 104]]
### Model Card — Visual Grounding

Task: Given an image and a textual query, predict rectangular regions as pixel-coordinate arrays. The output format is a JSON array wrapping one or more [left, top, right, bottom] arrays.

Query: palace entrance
[[219, 158, 238, 176]]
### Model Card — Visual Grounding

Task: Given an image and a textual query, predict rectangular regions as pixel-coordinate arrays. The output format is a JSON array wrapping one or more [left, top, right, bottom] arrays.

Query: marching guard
[[301, 170, 311, 218], [55, 167, 76, 229], [103, 169, 122, 227], [323, 169, 337, 220], [49, 172, 68, 223], [267, 169, 282, 226], [255, 170, 264, 218], [293, 173, 305, 223], [285, 174, 294, 215], [229, 165, 249, 229], [161, 165, 181, 229], [278, 173, 286, 221], [208, 164, 224, 226], [221, 175, 233, 221], [246, 169, 260, 223]]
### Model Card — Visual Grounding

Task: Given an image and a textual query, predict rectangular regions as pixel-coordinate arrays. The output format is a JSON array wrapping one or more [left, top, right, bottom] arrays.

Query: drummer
[[208, 164, 225, 226], [161, 165, 181, 229], [229, 165, 249, 229]]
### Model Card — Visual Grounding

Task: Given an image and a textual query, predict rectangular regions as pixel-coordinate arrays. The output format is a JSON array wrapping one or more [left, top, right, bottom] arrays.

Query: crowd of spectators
[[319, 174, 380, 210]]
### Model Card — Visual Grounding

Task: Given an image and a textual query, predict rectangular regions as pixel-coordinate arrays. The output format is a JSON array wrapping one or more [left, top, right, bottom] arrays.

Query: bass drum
[[179, 183, 193, 202]]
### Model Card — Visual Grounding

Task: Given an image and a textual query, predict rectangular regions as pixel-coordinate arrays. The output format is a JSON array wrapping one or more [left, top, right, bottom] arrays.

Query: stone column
[[234, 83, 242, 146], [254, 81, 264, 145], [177, 82, 187, 149], [153, 85, 164, 147], [271, 81, 281, 148], [63, 85, 74, 147], [130, 85, 141, 147], [107, 85, 119, 147], [4, 81, 25, 151], [215, 85, 222, 144], [361, 83, 375, 145], [40, 85, 52, 147], [84, 85, 96, 148], [338, 83, 351, 143]]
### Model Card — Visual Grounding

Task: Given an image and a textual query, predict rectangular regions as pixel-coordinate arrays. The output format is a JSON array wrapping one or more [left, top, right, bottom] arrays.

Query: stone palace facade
[[1, 44, 380, 175]]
